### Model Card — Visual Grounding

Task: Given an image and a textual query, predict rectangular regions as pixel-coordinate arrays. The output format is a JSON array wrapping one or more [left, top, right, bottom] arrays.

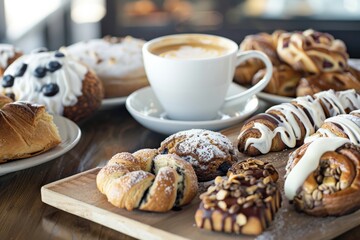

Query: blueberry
[[42, 83, 59, 97], [34, 66, 47, 78], [31, 47, 48, 54], [46, 61, 62, 72], [2, 75, 15, 88], [14, 63, 28, 77], [54, 51, 65, 58]]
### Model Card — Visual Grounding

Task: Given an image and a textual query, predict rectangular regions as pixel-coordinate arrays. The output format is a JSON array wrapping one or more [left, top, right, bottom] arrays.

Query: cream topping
[[305, 110, 360, 145], [0, 44, 17, 68], [239, 90, 360, 154], [62, 36, 145, 78], [284, 137, 349, 200], [1, 51, 87, 115]]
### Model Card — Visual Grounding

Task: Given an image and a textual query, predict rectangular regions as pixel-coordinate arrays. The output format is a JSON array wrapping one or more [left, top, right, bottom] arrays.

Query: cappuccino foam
[[160, 45, 225, 59]]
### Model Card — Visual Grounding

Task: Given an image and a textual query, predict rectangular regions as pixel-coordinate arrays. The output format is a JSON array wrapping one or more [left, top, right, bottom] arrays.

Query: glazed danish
[[96, 149, 198, 212], [237, 89, 360, 156], [285, 137, 360, 216]]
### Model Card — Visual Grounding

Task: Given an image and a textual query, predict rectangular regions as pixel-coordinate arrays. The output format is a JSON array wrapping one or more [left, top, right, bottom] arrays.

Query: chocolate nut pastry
[[228, 158, 279, 183], [195, 171, 281, 235]]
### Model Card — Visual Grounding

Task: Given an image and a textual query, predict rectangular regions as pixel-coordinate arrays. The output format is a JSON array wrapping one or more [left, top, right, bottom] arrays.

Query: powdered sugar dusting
[[163, 129, 234, 165]]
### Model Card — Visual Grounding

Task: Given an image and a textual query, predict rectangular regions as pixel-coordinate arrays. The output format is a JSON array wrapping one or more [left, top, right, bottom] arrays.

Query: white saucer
[[126, 83, 259, 135]]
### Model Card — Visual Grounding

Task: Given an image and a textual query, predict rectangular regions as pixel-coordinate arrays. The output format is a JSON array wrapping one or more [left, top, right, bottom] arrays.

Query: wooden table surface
[[0, 105, 359, 240]]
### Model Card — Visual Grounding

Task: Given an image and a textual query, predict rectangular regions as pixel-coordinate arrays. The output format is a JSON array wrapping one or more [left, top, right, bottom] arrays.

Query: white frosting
[[239, 89, 360, 154], [305, 110, 360, 145], [62, 36, 145, 78], [0, 44, 17, 68], [0, 51, 87, 115], [159, 45, 224, 60], [284, 137, 350, 200]]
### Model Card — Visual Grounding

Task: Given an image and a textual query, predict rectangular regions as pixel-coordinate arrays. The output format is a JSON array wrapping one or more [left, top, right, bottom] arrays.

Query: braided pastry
[[96, 150, 198, 212], [277, 29, 348, 74], [159, 129, 237, 182], [195, 160, 281, 235], [285, 137, 360, 216], [237, 89, 360, 156], [0, 100, 61, 163], [296, 72, 360, 97], [252, 64, 302, 97], [234, 31, 283, 85], [305, 110, 360, 145]]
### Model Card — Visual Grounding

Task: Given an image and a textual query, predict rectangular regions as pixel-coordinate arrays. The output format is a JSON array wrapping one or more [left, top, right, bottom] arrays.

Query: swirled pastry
[[0, 50, 104, 122], [195, 167, 281, 235], [0, 99, 61, 163], [305, 110, 360, 144], [159, 129, 237, 182], [252, 64, 302, 97], [277, 29, 348, 74], [0, 44, 22, 77], [61, 36, 148, 98], [237, 89, 360, 156], [285, 137, 360, 216], [296, 72, 360, 97], [96, 150, 198, 212], [234, 31, 283, 85]]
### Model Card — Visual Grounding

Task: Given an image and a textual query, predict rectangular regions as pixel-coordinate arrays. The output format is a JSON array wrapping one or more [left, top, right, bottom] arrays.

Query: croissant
[[237, 89, 360, 156], [296, 72, 360, 97], [195, 159, 281, 235], [0, 99, 61, 163], [277, 29, 348, 74], [252, 64, 302, 97], [96, 150, 198, 212], [284, 137, 360, 216], [305, 110, 360, 144]]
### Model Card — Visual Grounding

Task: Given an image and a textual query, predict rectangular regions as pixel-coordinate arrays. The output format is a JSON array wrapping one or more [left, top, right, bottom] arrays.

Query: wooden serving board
[[41, 125, 360, 240]]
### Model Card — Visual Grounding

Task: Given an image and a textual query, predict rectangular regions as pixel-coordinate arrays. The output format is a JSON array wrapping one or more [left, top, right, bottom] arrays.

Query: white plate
[[101, 96, 127, 109], [0, 115, 81, 176], [126, 83, 259, 135], [235, 84, 293, 104]]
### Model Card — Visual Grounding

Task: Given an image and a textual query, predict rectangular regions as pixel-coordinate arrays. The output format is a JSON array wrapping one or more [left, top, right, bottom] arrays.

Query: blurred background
[[1, 0, 360, 57]]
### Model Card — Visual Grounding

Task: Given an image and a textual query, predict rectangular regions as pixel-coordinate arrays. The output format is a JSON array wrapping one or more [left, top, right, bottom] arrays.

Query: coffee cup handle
[[224, 50, 273, 102]]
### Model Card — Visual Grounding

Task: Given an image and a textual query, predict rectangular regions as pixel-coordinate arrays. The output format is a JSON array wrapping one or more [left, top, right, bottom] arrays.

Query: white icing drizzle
[[62, 36, 145, 78], [0, 51, 87, 115], [284, 137, 350, 200], [239, 89, 360, 154], [0, 44, 17, 68], [305, 110, 360, 145]]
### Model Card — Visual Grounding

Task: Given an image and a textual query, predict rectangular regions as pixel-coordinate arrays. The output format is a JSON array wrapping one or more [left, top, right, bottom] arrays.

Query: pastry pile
[[234, 29, 360, 97]]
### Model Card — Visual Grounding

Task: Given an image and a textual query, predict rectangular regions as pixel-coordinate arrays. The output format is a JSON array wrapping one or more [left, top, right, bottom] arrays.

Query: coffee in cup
[[143, 34, 272, 121]]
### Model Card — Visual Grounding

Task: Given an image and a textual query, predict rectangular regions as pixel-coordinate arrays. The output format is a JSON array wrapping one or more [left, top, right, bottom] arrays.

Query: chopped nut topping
[[236, 213, 247, 226]]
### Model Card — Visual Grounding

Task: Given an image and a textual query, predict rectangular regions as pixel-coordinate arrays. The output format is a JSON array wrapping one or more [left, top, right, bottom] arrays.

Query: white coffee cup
[[142, 33, 272, 121]]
